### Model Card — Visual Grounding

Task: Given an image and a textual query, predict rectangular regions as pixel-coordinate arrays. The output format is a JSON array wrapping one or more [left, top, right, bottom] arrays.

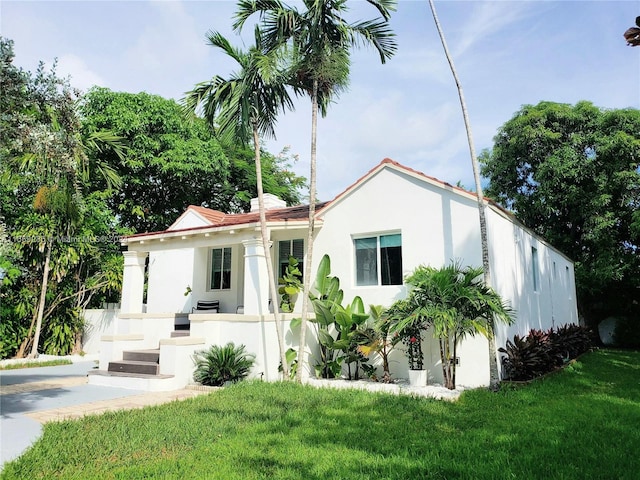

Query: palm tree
[[183, 28, 295, 377], [427, 0, 501, 388], [235, 0, 398, 382], [393, 263, 514, 390], [624, 16, 640, 46]]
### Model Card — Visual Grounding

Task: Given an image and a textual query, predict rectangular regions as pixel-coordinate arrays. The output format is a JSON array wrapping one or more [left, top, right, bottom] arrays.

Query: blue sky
[[2, 0, 639, 201]]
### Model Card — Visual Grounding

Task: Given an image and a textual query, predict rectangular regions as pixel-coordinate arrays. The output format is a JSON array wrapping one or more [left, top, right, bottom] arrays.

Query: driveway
[[0, 360, 146, 467]]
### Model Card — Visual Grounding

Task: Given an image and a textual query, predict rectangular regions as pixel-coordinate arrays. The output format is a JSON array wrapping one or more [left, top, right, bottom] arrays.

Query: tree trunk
[[428, 0, 500, 389], [452, 333, 458, 390], [296, 78, 319, 383], [29, 239, 53, 358], [252, 123, 289, 379]]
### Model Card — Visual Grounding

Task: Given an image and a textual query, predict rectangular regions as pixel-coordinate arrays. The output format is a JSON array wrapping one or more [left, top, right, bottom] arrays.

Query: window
[[278, 239, 304, 277], [355, 233, 402, 286], [210, 247, 232, 290], [531, 247, 539, 292]]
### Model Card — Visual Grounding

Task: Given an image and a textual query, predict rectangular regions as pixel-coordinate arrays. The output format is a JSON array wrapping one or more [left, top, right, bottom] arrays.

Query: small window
[[355, 233, 402, 286], [278, 239, 304, 277], [210, 247, 232, 290], [531, 247, 539, 292]]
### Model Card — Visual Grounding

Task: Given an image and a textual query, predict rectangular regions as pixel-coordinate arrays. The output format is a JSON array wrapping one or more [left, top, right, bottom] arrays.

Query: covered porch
[[90, 212, 313, 390]]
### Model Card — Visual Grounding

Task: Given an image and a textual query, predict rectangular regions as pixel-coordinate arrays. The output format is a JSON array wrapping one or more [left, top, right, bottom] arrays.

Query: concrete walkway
[[0, 360, 213, 468]]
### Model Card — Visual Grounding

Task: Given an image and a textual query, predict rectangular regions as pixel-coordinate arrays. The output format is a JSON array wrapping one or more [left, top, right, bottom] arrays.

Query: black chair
[[192, 300, 220, 313]]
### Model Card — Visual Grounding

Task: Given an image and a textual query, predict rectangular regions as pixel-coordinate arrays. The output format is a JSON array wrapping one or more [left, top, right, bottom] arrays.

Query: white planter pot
[[408, 369, 427, 387]]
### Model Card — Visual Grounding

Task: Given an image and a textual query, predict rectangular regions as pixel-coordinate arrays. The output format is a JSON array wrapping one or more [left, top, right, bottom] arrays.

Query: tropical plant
[[184, 28, 295, 378], [278, 256, 302, 313], [303, 254, 344, 379], [235, 0, 398, 382], [357, 305, 400, 382], [192, 342, 256, 386], [386, 298, 428, 371], [499, 324, 594, 381], [392, 263, 514, 390]]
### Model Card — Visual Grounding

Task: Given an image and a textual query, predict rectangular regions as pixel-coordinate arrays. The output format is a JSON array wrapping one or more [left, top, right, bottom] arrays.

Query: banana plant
[[332, 296, 370, 380]]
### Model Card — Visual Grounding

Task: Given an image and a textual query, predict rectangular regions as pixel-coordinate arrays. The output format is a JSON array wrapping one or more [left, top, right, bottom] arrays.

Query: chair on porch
[[192, 300, 220, 313]]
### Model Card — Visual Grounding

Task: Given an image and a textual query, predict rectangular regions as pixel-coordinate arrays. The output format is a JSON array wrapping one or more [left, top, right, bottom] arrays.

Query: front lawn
[[2, 349, 639, 479]]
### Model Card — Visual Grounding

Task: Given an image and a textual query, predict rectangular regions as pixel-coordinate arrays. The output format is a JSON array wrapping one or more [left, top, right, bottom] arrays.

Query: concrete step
[[123, 349, 160, 363], [108, 360, 159, 375], [170, 330, 190, 338], [88, 370, 178, 392]]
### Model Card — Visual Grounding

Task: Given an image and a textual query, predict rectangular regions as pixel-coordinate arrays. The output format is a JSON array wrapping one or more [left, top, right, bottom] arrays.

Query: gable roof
[[124, 201, 330, 241], [319, 158, 508, 216], [123, 158, 514, 243]]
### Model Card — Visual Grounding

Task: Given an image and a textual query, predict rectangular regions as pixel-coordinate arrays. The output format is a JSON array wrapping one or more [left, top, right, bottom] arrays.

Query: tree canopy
[[480, 101, 640, 325], [0, 36, 306, 359], [81, 87, 305, 232]]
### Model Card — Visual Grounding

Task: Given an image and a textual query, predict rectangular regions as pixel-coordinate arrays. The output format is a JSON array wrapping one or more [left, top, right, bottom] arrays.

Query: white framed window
[[210, 247, 232, 290], [354, 233, 402, 286], [278, 239, 304, 277]]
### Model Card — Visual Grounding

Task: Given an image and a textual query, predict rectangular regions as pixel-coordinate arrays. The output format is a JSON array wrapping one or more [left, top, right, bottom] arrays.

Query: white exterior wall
[[487, 208, 579, 365], [146, 248, 195, 313], [82, 308, 119, 354], [311, 167, 490, 386]]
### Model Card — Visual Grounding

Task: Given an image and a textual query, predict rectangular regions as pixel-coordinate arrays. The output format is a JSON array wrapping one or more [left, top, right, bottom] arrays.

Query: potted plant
[[388, 298, 429, 387]]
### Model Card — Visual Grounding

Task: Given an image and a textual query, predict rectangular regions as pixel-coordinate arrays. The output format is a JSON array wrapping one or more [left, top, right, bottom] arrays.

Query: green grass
[[0, 359, 72, 370], [2, 349, 639, 479]]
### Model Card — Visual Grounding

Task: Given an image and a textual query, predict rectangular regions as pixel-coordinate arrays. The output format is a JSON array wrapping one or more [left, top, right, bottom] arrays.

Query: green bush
[[192, 342, 256, 387], [613, 316, 640, 348]]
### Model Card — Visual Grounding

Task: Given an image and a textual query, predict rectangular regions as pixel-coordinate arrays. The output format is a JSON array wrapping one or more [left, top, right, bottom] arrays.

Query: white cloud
[[56, 54, 107, 92], [452, 1, 538, 57], [123, 1, 211, 74]]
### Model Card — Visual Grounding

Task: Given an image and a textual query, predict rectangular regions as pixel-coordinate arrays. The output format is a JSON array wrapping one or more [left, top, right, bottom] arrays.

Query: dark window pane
[[211, 247, 232, 290], [381, 245, 402, 285], [380, 234, 402, 285]]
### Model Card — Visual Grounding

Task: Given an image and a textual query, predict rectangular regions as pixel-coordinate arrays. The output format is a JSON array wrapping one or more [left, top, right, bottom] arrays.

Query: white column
[[120, 251, 148, 314], [241, 238, 270, 315]]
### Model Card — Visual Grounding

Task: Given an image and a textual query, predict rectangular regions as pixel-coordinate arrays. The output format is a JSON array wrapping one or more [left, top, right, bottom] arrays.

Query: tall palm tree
[[235, 0, 398, 382], [427, 0, 501, 388], [183, 28, 295, 377]]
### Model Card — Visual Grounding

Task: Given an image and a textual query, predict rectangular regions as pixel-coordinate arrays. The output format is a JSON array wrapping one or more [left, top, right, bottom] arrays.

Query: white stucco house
[[89, 159, 578, 391]]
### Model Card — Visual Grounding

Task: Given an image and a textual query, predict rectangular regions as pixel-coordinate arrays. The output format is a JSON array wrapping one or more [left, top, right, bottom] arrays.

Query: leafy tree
[[236, 0, 398, 382], [184, 28, 296, 378], [480, 101, 640, 326], [81, 87, 305, 232], [1, 37, 126, 358], [391, 263, 513, 390]]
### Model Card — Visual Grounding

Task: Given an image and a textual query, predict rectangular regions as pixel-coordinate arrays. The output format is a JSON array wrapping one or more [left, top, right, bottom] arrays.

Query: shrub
[[192, 343, 256, 387], [500, 324, 594, 381], [613, 316, 640, 349]]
